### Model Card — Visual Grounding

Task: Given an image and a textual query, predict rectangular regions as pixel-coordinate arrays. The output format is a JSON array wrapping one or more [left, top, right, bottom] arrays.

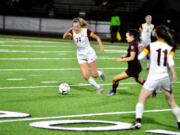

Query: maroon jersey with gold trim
[[126, 40, 142, 75]]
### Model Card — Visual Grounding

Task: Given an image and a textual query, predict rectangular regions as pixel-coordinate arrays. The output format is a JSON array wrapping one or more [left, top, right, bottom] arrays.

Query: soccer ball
[[58, 83, 70, 94]]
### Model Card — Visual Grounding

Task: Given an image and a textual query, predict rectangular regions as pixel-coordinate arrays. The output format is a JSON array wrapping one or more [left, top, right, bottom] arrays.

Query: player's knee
[[112, 77, 118, 83], [112, 79, 118, 84]]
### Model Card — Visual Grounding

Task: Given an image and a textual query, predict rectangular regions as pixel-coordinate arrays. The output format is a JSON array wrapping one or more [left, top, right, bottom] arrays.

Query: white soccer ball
[[58, 83, 70, 94]]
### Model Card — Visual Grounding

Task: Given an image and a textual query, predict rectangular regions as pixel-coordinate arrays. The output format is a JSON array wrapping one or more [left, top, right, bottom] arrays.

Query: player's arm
[[138, 45, 150, 60], [88, 29, 104, 53], [139, 24, 143, 32], [168, 49, 176, 83], [115, 52, 136, 62], [63, 27, 73, 39]]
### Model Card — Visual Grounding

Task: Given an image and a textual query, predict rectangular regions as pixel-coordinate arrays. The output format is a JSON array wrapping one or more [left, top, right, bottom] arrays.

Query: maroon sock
[[112, 82, 119, 93]]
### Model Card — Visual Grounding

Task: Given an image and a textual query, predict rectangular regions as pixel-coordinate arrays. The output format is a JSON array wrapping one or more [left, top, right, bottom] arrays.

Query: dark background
[[0, 0, 180, 43]]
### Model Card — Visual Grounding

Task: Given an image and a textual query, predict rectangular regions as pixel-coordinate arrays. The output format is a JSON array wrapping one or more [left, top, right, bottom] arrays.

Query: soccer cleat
[[107, 89, 116, 96], [130, 121, 142, 129], [99, 70, 106, 81], [96, 88, 104, 94]]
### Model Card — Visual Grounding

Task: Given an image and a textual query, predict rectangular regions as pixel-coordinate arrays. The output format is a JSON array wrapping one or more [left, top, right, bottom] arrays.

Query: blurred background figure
[[139, 15, 155, 70], [110, 14, 121, 43]]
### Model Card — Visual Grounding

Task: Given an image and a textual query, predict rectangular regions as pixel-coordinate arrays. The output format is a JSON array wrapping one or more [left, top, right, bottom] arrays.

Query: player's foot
[[107, 89, 116, 96], [96, 88, 103, 94], [130, 121, 141, 129], [99, 70, 106, 81]]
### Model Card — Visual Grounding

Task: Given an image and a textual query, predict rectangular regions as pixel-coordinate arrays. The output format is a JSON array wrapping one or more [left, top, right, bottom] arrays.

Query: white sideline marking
[[7, 78, 26, 81], [145, 129, 180, 135], [0, 109, 171, 123], [0, 67, 126, 72]]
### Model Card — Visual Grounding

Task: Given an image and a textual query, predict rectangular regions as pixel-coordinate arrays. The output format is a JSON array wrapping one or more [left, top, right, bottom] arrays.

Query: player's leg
[[79, 63, 90, 80], [108, 71, 129, 96], [79, 63, 101, 93], [132, 78, 156, 129], [135, 75, 145, 85], [88, 60, 106, 80], [131, 87, 152, 129], [164, 90, 180, 129]]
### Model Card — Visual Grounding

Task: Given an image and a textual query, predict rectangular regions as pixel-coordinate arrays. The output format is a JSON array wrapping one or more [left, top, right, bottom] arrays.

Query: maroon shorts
[[125, 69, 141, 79]]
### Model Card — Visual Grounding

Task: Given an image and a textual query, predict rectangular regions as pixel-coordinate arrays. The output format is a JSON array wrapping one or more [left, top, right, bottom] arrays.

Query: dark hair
[[127, 29, 140, 42], [156, 25, 176, 49]]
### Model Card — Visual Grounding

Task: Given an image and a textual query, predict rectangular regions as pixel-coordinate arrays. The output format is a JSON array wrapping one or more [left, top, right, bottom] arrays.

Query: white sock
[[88, 77, 101, 89], [172, 107, 180, 122], [136, 103, 144, 119], [97, 70, 102, 77]]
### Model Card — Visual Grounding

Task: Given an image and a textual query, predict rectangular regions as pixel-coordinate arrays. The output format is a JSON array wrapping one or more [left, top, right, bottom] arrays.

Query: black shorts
[[125, 69, 141, 79]]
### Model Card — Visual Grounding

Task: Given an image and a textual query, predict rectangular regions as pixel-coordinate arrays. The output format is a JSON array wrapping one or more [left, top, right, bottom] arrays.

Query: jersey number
[[156, 49, 168, 66], [76, 37, 81, 43]]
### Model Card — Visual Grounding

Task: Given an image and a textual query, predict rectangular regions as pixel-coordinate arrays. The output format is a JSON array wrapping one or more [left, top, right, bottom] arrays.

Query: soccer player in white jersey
[[139, 15, 155, 69], [63, 18, 105, 94], [131, 25, 180, 129]]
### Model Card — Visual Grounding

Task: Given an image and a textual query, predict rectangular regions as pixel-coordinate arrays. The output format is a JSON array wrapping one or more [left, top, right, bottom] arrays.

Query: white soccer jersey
[[143, 41, 175, 80], [69, 28, 97, 63], [140, 23, 154, 46]]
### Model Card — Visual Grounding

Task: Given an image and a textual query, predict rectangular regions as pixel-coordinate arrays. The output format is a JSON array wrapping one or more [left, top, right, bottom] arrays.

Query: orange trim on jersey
[[67, 32, 72, 37], [143, 48, 149, 55], [89, 32, 94, 37], [169, 51, 175, 56]]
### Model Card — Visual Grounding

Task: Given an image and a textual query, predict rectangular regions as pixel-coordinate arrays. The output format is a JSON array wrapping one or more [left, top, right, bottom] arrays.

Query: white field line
[[0, 58, 116, 60], [41, 81, 59, 84], [0, 45, 61, 48], [0, 82, 180, 90], [0, 83, 125, 90], [105, 50, 126, 53], [0, 49, 126, 54], [7, 78, 26, 81], [0, 50, 73, 53], [0, 67, 126, 72], [1, 57, 180, 60], [1, 67, 180, 72], [0, 40, 66, 44], [0, 109, 171, 123]]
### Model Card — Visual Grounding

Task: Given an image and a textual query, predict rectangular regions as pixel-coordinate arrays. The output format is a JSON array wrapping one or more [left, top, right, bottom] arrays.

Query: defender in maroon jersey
[[108, 29, 145, 96]]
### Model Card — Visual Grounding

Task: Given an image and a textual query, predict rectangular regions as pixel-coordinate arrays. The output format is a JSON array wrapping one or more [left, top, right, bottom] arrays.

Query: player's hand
[[115, 57, 123, 62]]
